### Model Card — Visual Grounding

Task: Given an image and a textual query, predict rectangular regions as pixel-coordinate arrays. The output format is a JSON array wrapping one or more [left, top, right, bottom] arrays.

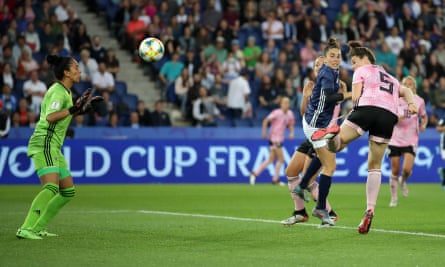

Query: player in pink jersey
[[249, 96, 295, 185], [388, 76, 427, 207], [311, 41, 418, 234]]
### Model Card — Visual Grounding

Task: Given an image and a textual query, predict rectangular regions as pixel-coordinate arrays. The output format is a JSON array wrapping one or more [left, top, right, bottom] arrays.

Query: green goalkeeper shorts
[[31, 149, 71, 179]]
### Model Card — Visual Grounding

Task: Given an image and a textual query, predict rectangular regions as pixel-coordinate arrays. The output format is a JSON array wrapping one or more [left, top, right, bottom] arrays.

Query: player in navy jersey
[[292, 38, 351, 226]]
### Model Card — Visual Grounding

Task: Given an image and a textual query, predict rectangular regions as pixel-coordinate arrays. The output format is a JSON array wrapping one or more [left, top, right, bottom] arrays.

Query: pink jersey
[[353, 64, 400, 116], [267, 108, 295, 143], [389, 95, 426, 147]]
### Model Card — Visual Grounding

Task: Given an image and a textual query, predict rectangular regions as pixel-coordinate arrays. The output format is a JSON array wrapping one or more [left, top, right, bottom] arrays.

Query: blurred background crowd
[[1, 0, 445, 136]]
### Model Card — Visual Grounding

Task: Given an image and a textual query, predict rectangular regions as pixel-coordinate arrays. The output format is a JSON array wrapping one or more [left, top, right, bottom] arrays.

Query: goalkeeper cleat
[[281, 213, 309, 226], [249, 172, 256, 185], [292, 185, 310, 202], [312, 208, 335, 226], [358, 209, 374, 234], [311, 125, 340, 141], [37, 229, 58, 237], [16, 228, 42, 240]]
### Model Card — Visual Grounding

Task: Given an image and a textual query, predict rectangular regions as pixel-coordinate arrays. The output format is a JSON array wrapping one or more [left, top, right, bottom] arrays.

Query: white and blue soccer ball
[[138, 37, 165, 62]]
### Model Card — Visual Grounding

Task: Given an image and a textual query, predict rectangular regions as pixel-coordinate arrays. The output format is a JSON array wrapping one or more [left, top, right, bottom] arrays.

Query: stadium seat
[[122, 93, 139, 111], [254, 107, 270, 120], [215, 118, 235, 127], [114, 81, 128, 97], [72, 81, 92, 97]]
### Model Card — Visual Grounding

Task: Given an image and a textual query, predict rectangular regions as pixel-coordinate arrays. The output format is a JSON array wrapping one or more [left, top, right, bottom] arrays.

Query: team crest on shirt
[[50, 101, 60, 109]]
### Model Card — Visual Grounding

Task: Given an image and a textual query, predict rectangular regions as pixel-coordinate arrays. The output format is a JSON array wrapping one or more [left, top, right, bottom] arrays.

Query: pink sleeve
[[352, 67, 364, 85]]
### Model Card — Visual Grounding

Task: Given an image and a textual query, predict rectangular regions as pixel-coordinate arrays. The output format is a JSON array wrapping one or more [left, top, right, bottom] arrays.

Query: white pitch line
[[6, 209, 445, 238], [126, 209, 445, 239]]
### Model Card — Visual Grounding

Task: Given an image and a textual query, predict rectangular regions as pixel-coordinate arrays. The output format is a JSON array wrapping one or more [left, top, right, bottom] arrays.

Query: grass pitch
[[1, 183, 444, 267]]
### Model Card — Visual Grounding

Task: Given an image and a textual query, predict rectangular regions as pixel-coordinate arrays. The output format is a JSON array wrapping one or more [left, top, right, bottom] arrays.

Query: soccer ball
[[138, 37, 165, 62]]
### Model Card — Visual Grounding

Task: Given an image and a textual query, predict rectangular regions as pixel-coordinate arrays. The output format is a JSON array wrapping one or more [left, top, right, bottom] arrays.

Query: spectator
[[263, 38, 279, 63], [243, 36, 262, 72], [65, 7, 83, 34], [226, 69, 250, 119], [12, 36, 32, 67], [209, 74, 227, 110], [346, 17, 361, 42], [129, 111, 140, 128], [17, 49, 40, 78], [136, 100, 152, 126], [426, 53, 445, 84], [73, 114, 86, 128], [90, 35, 107, 63], [125, 9, 149, 55], [220, 51, 242, 81], [178, 26, 196, 55], [202, 0, 222, 35], [230, 39, 245, 68], [159, 52, 184, 88], [24, 22, 41, 53], [312, 14, 330, 44], [255, 51, 274, 81], [331, 20, 348, 44], [397, 4, 416, 33], [55, 0, 71, 22], [215, 18, 234, 50], [107, 112, 119, 128], [0, 100, 11, 138], [71, 23, 91, 54], [182, 49, 201, 76], [92, 62, 115, 94], [23, 71, 47, 114], [193, 86, 222, 127], [16, 98, 30, 127], [299, 38, 319, 73], [336, 2, 353, 29], [79, 49, 99, 82], [39, 22, 57, 55], [151, 100, 172, 126], [275, 50, 291, 74], [385, 26, 404, 56], [202, 36, 228, 65], [0, 63, 15, 90], [240, 0, 260, 29], [174, 68, 194, 115], [261, 11, 284, 43], [38, 60, 56, 88], [57, 22, 72, 54], [283, 13, 298, 43], [0, 84, 17, 116], [258, 75, 281, 111], [104, 49, 120, 79], [376, 42, 397, 74]]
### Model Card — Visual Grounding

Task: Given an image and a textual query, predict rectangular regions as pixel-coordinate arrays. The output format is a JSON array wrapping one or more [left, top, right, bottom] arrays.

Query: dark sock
[[316, 174, 332, 210], [299, 157, 321, 189], [293, 208, 308, 216]]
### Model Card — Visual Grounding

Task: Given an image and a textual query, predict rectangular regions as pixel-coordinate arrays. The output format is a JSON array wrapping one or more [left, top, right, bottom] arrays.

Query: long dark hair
[[348, 41, 376, 64], [46, 54, 72, 80]]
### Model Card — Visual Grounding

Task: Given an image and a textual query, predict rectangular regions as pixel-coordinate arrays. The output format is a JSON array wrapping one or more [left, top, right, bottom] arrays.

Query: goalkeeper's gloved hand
[[69, 89, 92, 115], [78, 95, 104, 115]]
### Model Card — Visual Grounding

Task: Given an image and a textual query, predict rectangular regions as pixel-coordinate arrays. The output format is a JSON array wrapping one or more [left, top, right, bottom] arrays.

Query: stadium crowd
[[1, 0, 445, 135]]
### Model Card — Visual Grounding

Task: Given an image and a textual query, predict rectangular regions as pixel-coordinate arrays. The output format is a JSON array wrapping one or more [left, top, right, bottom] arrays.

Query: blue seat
[[122, 93, 139, 111], [254, 107, 270, 120], [114, 81, 127, 97], [72, 81, 92, 96], [216, 118, 235, 127]]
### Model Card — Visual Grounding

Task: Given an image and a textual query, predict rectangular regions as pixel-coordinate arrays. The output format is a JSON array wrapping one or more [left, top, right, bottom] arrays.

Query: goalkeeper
[[16, 54, 102, 239]]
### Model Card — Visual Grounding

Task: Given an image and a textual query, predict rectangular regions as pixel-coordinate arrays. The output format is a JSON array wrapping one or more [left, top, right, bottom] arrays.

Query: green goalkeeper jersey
[[28, 82, 73, 156]]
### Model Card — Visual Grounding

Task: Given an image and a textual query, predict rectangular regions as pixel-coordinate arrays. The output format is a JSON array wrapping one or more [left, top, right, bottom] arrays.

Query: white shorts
[[302, 118, 328, 149]]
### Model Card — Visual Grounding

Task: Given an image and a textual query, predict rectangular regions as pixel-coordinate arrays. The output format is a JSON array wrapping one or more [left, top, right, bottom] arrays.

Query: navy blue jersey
[[304, 64, 340, 128]]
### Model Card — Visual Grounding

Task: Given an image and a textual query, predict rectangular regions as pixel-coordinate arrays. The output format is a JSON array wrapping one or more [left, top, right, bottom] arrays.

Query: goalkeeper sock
[[20, 183, 59, 229], [32, 187, 75, 232]]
